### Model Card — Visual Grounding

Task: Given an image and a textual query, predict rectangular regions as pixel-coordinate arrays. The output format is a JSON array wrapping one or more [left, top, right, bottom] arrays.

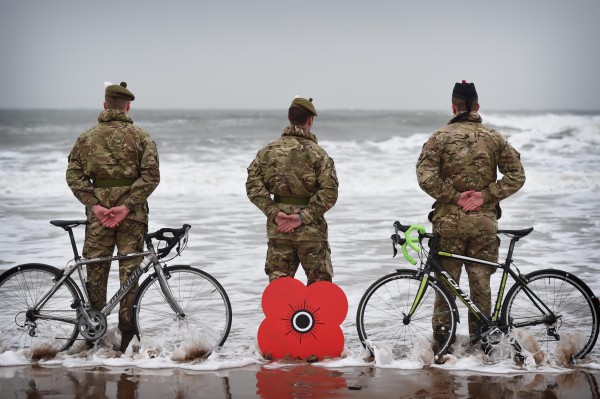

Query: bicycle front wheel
[[133, 265, 232, 359], [501, 269, 600, 361], [0, 264, 80, 356], [356, 270, 457, 361]]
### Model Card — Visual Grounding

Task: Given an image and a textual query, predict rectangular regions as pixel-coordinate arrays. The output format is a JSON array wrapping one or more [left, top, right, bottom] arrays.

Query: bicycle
[[356, 221, 600, 364], [0, 219, 232, 359]]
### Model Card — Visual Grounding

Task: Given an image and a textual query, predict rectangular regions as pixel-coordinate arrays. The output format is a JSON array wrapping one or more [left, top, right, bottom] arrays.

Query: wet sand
[[1, 364, 599, 399]]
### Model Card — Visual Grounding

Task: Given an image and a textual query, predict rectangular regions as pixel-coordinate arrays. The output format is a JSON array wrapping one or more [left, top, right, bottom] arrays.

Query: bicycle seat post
[[504, 236, 520, 266], [65, 227, 82, 261]]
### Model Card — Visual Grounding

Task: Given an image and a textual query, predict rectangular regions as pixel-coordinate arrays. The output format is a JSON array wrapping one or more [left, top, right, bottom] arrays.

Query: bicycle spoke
[[133, 266, 231, 359], [502, 270, 599, 360], [0, 265, 80, 355], [357, 271, 457, 360]]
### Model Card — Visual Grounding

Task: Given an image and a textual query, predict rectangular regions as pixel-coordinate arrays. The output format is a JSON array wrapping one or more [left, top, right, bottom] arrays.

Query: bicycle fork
[[153, 264, 186, 317], [143, 241, 186, 318], [403, 271, 431, 325]]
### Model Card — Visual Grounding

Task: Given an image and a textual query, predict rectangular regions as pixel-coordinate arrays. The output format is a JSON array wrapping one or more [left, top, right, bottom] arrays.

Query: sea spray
[[171, 339, 209, 362], [555, 333, 588, 367], [512, 329, 545, 366], [29, 341, 61, 361]]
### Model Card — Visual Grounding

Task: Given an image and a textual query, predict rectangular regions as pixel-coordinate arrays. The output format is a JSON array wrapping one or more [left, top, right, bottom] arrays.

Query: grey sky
[[1, 0, 599, 111]]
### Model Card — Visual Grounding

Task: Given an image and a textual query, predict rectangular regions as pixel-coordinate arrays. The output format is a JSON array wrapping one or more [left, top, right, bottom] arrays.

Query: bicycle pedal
[[478, 327, 503, 344], [480, 342, 496, 356], [481, 337, 500, 346]]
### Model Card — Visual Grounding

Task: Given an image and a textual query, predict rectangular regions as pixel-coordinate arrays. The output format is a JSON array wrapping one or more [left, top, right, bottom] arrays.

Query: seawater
[[1, 109, 599, 372]]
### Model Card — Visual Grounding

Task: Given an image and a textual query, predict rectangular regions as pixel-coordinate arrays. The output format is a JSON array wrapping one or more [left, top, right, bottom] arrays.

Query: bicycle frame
[[405, 231, 558, 340], [30, 226, 186, 337]]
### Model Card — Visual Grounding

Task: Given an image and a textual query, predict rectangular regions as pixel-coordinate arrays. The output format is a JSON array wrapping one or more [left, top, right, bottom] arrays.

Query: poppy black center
[[296, 314, 310, 329], [291, 310, 314, 333]]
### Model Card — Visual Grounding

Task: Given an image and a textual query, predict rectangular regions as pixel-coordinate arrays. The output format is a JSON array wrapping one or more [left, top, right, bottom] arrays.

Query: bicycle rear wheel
[[356, 270, 457, 361], [501, 269, 600, 361], [0, 264, 80, 356], [133, 265, 232, 359]]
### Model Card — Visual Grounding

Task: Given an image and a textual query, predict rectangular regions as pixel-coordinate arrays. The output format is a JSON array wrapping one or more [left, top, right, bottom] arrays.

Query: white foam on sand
[[4, 328, 597, 375]]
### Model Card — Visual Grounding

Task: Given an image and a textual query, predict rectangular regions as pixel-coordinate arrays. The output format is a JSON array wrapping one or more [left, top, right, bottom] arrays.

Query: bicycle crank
[[78, 310, 108, 340]]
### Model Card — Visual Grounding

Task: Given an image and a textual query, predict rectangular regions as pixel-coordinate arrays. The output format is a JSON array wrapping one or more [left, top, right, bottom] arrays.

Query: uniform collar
[[98, 109, 133, 124], [447, 111, 483, 124], [281, 125, 318, 143]]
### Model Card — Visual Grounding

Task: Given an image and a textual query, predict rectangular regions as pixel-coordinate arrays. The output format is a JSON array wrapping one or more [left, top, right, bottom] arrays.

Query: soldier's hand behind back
[[102, 205, 130, 229]]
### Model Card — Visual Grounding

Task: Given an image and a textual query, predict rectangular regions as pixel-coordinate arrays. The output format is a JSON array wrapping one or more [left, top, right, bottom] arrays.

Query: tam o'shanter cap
[[452, 80, 477, 102], [291, 96, 317, 116], [105, 81, 135, 101]]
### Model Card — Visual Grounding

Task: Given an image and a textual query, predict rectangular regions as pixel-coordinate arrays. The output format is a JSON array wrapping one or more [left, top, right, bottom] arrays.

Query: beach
[[1, 109, 600, 397], [2, 363, 600, 398]]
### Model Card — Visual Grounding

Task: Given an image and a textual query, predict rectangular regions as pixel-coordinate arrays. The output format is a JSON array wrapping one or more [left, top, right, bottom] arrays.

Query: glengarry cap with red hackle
[[452, 80, 478, 102]]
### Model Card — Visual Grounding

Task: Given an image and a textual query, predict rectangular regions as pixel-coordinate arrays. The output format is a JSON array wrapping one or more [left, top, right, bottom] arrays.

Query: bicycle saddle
[[50, 220, 89, 229], [497, 227, 533, 238]]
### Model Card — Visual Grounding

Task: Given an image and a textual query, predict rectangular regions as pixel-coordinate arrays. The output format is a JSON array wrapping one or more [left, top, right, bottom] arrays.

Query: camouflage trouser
[[265, 239, 333, 285], [432, 210, 499, 339], [83, 217, 146, 335]]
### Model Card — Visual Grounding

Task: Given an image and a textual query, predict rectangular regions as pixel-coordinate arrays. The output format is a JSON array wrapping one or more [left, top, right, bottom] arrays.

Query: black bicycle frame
[[405, 233, 558, 334]]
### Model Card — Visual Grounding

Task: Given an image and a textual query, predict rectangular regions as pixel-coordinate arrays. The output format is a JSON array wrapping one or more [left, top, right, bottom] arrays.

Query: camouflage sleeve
[[66, 138, 99, 208], [482, 136, 525, 203], [246, 155, 281, 221], [123, 138, 160, 211], [416, 134, 461, 204], [300, 156, 338, 225]]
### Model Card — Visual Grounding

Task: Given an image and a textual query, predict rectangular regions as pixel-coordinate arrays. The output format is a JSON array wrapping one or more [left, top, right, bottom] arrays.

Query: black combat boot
[[120, 333, 134, 353]]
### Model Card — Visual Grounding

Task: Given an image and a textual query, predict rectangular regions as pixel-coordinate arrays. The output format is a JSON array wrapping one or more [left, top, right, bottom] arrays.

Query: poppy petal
[[261, 277, 305, 319], [306, 281, 348, 325]]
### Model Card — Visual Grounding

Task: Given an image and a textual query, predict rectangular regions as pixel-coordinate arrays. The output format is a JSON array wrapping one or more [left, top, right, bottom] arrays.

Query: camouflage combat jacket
[[416, 112, 525, 220], [66, 109, 160, 225], [246, 125, 338, 241]]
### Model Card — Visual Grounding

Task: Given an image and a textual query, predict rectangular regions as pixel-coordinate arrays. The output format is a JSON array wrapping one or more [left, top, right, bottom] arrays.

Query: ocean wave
[[0, 111, 598, 198]]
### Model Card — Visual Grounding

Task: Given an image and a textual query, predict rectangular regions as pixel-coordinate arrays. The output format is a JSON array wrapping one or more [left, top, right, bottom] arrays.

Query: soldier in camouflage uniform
[[66, 82, 160, 352], [246, 97, 338, 285], [416, 81, 525, 349]]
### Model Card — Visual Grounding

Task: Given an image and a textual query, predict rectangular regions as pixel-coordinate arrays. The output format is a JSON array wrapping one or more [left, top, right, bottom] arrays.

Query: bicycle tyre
[[501, 269, 600, 360], [356, 269, 458, 360], [133, 265, 232, 358], [0, 264, 81, 356]]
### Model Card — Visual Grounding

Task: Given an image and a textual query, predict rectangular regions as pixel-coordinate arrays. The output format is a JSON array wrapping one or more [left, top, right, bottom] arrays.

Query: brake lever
[[391, 233, 400, 258]]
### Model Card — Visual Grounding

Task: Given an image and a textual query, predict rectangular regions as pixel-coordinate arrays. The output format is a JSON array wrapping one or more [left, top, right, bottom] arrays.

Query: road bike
[[0, 220, 232, 359], [356, 221, 600, 363]]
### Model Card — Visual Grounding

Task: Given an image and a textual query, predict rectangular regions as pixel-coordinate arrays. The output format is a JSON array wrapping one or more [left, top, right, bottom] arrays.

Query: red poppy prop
[[258, 277, 348, 360]]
